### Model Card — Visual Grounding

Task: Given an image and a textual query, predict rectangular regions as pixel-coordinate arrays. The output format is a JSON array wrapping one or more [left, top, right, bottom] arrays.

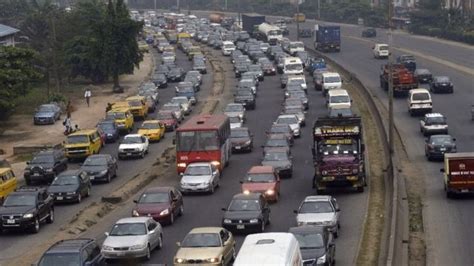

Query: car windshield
[[431, 136, 453, 145], [379, 45, 388, 51], [38, 105, 55, 112], [266, 139, 287, 147], [290, 42, 304, 49], [293, 233, 325, 249], [229, 117, 241, 123], [271, 126, 290, 133], [286, 64, 303, 71], [324, 76, 341, 83], [110, 222, 146, 236], [288, 79, 305, 85], [277, 117, 298, 124], [122, 136, 143, 144], [319, 140, 358, 155], [416, 69, 430, 75], [128, 100, 143, 107], [31, 155, 54, 164], [106, 112, 125, 120], [299, 201, 334, 213], [246, 173, 275, 182], [181, 233, 221, 247], [3, 194, 36, 207], [289, 91, 306, 98], [248, 66, 260, 72], [185, 165, 211, 175], [177, 87, 194, 93], [98, 123, 115, 131], [412, 93, 430, 101], [239, 80, 254, 87], [228, 199, 261, 211], [331, 95, 350, 103], [67, 135, 89, 144], [38, 254, 81, 266], [157, 112, 173, 120], [172, 98, 188, 105], [236, 90, 253, 96], [264, 152, 288, 161], [141, 123, 161, 129], [435, 76, 450, 83], [51, 175, 79, 186], [177, 130, 219, 151], [83, 156, 107, 166], [138, 192, 169, 203], [426, 117, 446, 125], [329, 108, 353, 117], [231, 129, 249, 138], [284, 109, 301, 115], [225, 105, 244, 112]]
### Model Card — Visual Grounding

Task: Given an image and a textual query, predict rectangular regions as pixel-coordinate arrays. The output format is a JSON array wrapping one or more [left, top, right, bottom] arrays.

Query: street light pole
[[154, 0, 156, 10], [388, 0, 395, 164], [317, 0, 321, 20], [296, 2, 300, 40]]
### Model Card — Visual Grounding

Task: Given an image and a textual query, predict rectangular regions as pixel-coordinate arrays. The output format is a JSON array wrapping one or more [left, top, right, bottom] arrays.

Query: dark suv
[[24, 149, 68, 185], [0, 187, 54, 233], [37, 238, 104, 266]]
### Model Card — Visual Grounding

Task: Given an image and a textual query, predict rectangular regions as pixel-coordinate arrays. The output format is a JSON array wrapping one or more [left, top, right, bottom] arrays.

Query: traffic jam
[[0, 8, 471, 266]]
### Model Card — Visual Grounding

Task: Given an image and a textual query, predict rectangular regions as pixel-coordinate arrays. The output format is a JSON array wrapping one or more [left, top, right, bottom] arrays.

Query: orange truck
[[209, 13, 224, 23], [441, 152, 474, 198]]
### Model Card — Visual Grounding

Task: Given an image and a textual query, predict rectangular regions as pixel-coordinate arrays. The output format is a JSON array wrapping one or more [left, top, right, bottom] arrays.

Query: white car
[[101, 217, 163, 260], [161, 103, 184, 122], [287, 76, 307, 92], [373, 43, 389, 59], [275, 114, 301, 138], [294, 195, 341, 237], [408, 88, 432, 116], [224, 103, 246, 122], [171, 96, 192, 115], [118, 134, 149, 159], [419, 113, 448, 136], [321, 72, 342, 95], [229, 116, 243, 129], [179, 162, 221, 194], [162, 51, 176, 62]]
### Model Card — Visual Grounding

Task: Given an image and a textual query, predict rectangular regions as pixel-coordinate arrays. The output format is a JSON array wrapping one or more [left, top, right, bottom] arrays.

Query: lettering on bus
[[315, 125, 359, 135], [451, 171, 474, 176]]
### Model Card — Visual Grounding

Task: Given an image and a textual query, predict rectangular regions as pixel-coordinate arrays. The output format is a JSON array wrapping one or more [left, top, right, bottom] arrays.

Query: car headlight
[[67, 191, 76, 195], [243, 190, 250, 194], [238, 114, 243, 119], [160, 209, 170, 216], [206, 258, 220, 263], [175, 258, 186, 263], [210, 161, 220, 166], [130, 244, 147, 250], [244, 140, 251, 145], [177, 163, 187, 168], [265, 189, 275, 195], [223, 218, 232, 224], [23, 213, 34, 219], [102, 245, 113, 251], [317, 254, 327, 264], [249, 218, 259, 224], [46, 168, 54, 172], [322, 170, 328, 175], [99, 170, 108, 175], [132, 209, 139, 217]]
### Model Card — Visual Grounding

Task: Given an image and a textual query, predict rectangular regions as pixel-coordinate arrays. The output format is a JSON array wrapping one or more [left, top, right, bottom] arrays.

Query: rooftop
[[0, 24, 19, 38]]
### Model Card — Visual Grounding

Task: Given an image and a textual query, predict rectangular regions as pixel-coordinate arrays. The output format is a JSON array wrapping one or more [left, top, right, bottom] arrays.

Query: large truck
[[441, 153, 474, 198], [379, 63, 418, 96], [242, 14, 265, 34], [314, 25, 341, 52], [312, 116, 366, 193], [209, 13, 224, 23], [257, 23, 283, 45]]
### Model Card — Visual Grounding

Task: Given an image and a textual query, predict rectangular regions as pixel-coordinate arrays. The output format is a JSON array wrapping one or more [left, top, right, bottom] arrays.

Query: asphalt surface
[[280, 18, 474, 266], [0, 44, 214, 264], [76, 37, 369, 265]]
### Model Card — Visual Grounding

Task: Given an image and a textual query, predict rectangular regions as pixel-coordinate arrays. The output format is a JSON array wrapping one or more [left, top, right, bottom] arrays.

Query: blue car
[[306, 58, 327, 74], [97, 120, 119, 143], [175, 82, 197, 105], [34, 103, 61, 125]]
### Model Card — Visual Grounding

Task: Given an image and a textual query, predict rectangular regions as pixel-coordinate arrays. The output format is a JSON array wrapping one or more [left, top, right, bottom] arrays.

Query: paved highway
[[0, 44, 214, 264], [281, 18, 474, 266], [76, 36, 369, 265]]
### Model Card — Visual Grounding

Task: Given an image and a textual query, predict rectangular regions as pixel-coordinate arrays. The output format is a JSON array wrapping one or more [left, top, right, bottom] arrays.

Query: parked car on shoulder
[[34, 103, 62, 125]]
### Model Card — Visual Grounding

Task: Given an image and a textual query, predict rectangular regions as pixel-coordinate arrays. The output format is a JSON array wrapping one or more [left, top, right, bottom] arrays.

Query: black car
[[24, 149, 68, 185], [234, 90, 256, 110], [261, 148, 293, 178], [234, 63, 249, 78], [268, 124, 294, 146], [37, 238, 104, 266], [230, 127, 253, 153], [298, 29, 313, 38], [168, 67, 186, 82], [97, 120, 119, 143], [0, 187, 54, 233], [287, 91, 309, 110], [47, 170, 91, 203], [222, 193, 270, 233], [34, 103, 62, 125], [246, 65, 264, 81], [289, 226, 336, 266], [414, 68, 433, 83], [430, 76, 454, 93], [80, 154, 118, 183], [425, 135, 457, 161], [155, 65, 170, 77], [151, 73, 168, 88], [262, 134, 291, 155], [361, 28, 376, 38]]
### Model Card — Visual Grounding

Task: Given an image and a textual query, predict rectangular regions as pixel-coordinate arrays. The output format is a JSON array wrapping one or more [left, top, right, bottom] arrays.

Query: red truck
[[441, 153, 474, 198], [379, 63, 418, 96], [312, 116, 366, 194]]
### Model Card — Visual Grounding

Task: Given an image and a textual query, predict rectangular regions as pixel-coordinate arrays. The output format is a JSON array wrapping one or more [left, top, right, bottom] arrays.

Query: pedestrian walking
[[84, 87, 92, 107]]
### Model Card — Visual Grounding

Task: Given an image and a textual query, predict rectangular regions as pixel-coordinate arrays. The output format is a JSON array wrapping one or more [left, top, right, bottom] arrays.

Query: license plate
[[56, 196, 63, 200], [461, 189, 469, 193], [7, 219, 15, 224], [127, 153, 132, 156], [440, 148, 446, 151], [235, 146, 241, 149], [90, 176, 95, 180], [236, 225, 245, 229], [33, 173, 39, 176]]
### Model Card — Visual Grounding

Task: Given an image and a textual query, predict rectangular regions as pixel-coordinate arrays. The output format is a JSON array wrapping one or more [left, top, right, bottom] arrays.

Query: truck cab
[[441, 153, 474, 198]]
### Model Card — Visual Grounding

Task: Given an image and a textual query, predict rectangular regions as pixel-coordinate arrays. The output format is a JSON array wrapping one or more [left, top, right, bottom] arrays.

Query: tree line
[[0, 0, 143, 119]]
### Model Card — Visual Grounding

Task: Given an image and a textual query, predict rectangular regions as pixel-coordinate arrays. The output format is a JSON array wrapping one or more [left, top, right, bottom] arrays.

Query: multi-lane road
[[279, 18, 474, 266]]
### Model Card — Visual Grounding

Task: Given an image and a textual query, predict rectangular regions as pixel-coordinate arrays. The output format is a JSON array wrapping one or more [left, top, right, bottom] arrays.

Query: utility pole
[[238, 0, 241, 28], [225, 0, 228, 10], [317, 0, 321, 20], [296, 1, 300, 40], [154, 0, 156, 10], [177, 0, 180, 12], [388, 0, 395, 165]]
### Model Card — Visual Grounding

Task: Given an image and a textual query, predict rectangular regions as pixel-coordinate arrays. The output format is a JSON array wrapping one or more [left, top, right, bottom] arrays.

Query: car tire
[[31, 217, 40, 234], [210, 184, 215, 194], [231, 246, 236, 262], [86, 186, 91, 197], [144, 245, 151, 261], [169, 213, 174, 225], [25, 178, 32, 186], [46, 209, 54, 224], [158, 234, 163, 249], [140, 151, 145, 159], [357, 186, 364, 193], [178, 205, 184, 216], [106, 172, 111, 183], [260, 221, 265, 232]]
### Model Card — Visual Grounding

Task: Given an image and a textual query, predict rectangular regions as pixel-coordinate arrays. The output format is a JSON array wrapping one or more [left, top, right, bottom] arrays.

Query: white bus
[[283, 57, 304, 76]]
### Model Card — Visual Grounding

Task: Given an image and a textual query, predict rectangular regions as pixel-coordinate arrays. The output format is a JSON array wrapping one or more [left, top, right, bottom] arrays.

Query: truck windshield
[[286, 64, 303, 71], [319, 140, 358, 155], [177, 130, 219, 151], [330, 95, 350, 103], [290, 42, 304, 49]]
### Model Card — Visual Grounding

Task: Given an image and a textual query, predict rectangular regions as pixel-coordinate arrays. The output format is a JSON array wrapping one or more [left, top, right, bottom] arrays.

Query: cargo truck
[[242, 14, 265, 35], [441, 153, 474, 198], [209, 13, 224, 23], [314, 25, 341, 52], [312, 116, 366, 193], [379, 63, 418, 96], [257, 23, 283, 45]]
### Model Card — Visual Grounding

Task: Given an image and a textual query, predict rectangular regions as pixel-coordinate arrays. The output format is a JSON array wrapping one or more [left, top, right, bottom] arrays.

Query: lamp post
[[296, 1, 300, 40], [388, 0, 394, 167]]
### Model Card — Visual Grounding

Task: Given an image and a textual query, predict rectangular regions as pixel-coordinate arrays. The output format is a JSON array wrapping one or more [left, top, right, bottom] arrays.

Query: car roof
[[144, 186, 173, 193], [304, 195, 332, 202], [410, 88, 430, 93], [322, 72, 340, 77], [58, 169, 83, 176], [232, 193, 261, 200], [248, 165, 274, 174], [289, 226, 326, 235], [46, 239, 95, 254], [328, 89, 349, 96], [188, 227, 223, 234], [69, 129, 97, 136], [425, 113, 444, 118], [277, 114, 298, 119], [116, 217, 151, 224], [142, 120, 161, 124], [124, 134, 143, 138]]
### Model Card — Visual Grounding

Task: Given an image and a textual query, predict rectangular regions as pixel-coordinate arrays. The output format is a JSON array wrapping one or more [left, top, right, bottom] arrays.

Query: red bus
[[175, 114, 231, 173]]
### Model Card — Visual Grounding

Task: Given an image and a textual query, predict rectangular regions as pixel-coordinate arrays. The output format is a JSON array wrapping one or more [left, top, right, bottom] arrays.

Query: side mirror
[[133, 199, 138, 203], [176, 241, 181, 247], [172, 138, 176, 145], [26, 161, 30, 165], [239, 180, 243, 184], [293, 210, 298, 214], [179, 172, 184, 176], [453, 138, 456, 142], [425, 138, 429, 143], [105, 232, 109, 236], [440, 168, 445, 173], [221, 207, 227, 211], [148, 230, 155, 234]]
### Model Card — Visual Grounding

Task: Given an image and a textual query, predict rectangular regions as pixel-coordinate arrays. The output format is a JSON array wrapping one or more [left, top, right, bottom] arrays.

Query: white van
[[222, 41, 236, 56], [322, 72, 342, 95], [288, 41, 305, 55], [408, 88, 432, 116], [234, 233, 303, 266], [373, 43, 389, 59], [283, 57, 304, 75], [327, 89, 351, 109]]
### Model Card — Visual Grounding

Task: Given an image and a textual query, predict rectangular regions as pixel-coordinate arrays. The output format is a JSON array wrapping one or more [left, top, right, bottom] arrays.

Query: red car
[[240, 166, 281, 202], [97, 127, 107, 146], [132, 186, 184, 225], [156, 111, 178, 131]]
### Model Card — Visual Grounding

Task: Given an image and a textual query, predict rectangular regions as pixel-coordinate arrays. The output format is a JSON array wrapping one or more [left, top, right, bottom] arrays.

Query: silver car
[[101, 217, 163, 260], [224, 103, 246, 122], [171, 96, 192, 115], [161, 103, 184, 122], [294, 195, 341, 237], [179, 162, 220, 194], [275, 114, 301, 138]]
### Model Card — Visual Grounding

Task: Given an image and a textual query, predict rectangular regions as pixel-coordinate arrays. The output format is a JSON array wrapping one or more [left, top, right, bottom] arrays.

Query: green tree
[[0, 46, 42, 119]]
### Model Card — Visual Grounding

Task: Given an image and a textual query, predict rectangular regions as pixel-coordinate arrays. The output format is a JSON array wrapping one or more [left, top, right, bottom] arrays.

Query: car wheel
[[144, 245, 151, 261], [77, 193, 82, 203], [210, 184, 215, 194], [31, 217, 40, 234], [46, 209, 54, 224], [178, 204, 184, 216], [86, 186, 91, 197], [106, 172, 111, 183], [25, 178, 32, 186], [140, 151, 145, 158], [231, 246, 236, 262], [260, 221, 265, 232], [169, 213, 174, 225], [334, 230, 339, 238]]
